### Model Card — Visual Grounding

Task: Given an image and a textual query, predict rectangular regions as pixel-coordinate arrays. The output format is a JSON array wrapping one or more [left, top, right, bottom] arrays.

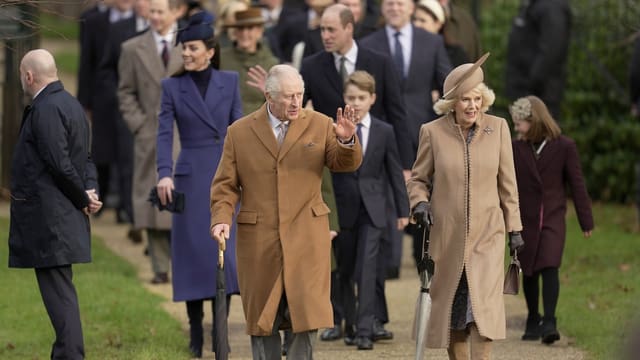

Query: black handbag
[[148, 187, 185, 213], [503, 250, 521, 295]]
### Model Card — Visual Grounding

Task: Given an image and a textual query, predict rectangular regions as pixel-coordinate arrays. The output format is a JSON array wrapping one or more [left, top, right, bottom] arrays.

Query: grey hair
[[264, 64, 305, 96], [433, 82, 495, 115]]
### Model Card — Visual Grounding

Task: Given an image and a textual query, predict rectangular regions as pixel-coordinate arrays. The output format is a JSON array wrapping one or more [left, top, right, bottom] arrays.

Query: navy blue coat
[[157, 69, 243, 301], [332, 117, 409, 228], [9, 81, 98, 268]]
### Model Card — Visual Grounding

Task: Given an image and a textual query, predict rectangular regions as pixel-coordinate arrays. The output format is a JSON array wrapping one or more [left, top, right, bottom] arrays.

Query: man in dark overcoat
[[9, 49, 103, 359]]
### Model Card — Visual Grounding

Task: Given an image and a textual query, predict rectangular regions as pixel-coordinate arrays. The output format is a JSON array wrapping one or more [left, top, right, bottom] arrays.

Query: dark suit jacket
[[332, 117, 409, 228], [299, 46, 413, 168], [77, 9, 110, 109], [9, 81, 98, 268], [512, 136, 593, 276], [91, 16, 145, 163], [265, 6, 304, 63], [360, 26, 451, 162]]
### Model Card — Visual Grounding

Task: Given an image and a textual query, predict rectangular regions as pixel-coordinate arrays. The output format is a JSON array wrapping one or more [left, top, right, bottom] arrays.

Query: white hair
[[265, 64, 305, 96], [433, 82, 496, 115]]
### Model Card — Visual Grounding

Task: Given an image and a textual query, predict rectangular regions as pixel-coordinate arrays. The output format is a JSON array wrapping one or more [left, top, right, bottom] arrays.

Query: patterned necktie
[[276, 121, 288, 146], [393, 32, 405, 79], [161, 40, 169, 68], [339, 56, 348, 83]]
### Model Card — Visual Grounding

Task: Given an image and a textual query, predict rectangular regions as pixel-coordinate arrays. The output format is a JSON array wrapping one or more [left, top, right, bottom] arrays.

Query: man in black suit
[[299, 3, 411, 343], [273, 0, 333, 62], [78, 0, 138, 225], [299, 4, 412, 169], [10, 49, 103, 359], [332, 71, 409, 350], [259, 0, 304, 62], [359, 0, 451, 159], [94, 0, 149, 226]]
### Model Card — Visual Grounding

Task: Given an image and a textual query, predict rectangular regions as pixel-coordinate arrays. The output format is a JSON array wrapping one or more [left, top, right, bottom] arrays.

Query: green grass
[[54, 48, 79, 75], [40, 12, 79, 40], [557, 203, 640, 359], [0, 218, 191, 359]]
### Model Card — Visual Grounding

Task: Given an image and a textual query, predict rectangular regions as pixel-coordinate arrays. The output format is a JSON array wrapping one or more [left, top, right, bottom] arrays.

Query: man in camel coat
[[210, 64, 362, 359]]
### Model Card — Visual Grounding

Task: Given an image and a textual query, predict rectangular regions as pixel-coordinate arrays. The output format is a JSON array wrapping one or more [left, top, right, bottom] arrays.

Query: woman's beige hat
[[226, 8, 265, 28], [442, 52, 490, 100], [416, 0, 446, 24]]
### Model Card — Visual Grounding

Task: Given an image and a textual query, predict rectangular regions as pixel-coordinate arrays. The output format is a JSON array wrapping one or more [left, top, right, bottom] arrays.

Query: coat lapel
[[136, 32, 165, 85], [179, 72, 220, 133], [321, 52, 342, 94], [516, 140, 542, 186], [279, 108, 311, 160], [536, 138, 557, 174], [250, 104, 279, 159]]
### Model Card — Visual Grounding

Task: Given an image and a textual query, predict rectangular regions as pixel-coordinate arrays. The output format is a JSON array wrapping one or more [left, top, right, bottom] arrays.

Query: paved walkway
[[92, 210, 585, 360]]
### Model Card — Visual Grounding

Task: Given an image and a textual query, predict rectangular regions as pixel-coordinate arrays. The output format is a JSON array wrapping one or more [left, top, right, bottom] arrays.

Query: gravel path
[[92, 210, 585, 360]]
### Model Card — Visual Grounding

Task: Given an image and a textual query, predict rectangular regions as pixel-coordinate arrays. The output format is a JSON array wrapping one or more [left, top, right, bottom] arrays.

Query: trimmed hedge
[[480, 0, 639, 202]]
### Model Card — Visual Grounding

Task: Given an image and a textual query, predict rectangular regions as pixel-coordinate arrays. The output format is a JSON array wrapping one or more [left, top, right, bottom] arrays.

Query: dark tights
[[522, 267, 559, 318], [186, 297, 232, 350]]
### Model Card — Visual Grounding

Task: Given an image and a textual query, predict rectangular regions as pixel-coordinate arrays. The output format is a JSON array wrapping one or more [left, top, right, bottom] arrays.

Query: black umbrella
[[214, 249, 229, 360]]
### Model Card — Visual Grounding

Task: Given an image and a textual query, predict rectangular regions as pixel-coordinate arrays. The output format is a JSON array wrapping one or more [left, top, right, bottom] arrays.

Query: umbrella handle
[[219, 249, 224, 269]]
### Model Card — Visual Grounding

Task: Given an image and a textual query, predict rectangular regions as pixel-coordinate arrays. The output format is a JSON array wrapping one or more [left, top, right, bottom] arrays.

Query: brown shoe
[[151, 273, 169, 284], [128, 228, 143, 243]]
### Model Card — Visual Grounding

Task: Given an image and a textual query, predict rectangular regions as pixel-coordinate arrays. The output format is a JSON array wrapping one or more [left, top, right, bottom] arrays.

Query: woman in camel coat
[[407, 54, 523, 359]]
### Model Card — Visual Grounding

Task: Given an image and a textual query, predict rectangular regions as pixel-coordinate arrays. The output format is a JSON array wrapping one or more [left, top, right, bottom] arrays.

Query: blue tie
[[393, 32, 405, 80], [356, 123, 363, 146]]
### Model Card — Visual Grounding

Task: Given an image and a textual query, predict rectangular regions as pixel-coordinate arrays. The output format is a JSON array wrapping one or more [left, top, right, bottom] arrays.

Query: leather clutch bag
[[148, 187, 185, 213]]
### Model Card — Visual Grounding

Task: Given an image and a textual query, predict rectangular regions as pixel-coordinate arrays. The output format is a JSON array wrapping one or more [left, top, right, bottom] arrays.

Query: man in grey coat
[[10, 49, 103, 359], [118, 0, 184, 284]]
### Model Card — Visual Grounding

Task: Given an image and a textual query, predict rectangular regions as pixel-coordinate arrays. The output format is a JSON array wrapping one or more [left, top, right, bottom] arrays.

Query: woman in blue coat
[[156, 12, 242, 358]]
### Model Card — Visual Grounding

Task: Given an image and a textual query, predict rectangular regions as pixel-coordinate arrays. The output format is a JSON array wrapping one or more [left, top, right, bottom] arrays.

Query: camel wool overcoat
[[210, 105, 362, 336], [407, 113, 523, 348]]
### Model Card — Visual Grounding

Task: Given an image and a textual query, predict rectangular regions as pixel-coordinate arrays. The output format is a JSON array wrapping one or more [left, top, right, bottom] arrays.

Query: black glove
[[508, 231, 525, 255], [412, 201, 433, 227]]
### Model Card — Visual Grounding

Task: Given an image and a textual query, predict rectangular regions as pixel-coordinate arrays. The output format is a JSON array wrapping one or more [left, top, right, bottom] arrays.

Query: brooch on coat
[[483, 126, 494, 135]]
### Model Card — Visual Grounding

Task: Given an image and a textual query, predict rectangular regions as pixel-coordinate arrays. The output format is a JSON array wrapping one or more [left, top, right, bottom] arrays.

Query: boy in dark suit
[[331, 71, 409, 350]]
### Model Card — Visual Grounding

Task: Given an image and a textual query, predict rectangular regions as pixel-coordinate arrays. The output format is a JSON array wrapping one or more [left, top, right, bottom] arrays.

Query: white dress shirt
[[109, 8, 133, 23], [267, 104, 289, 139], [385, 23, 413, 78], [333, 42, 358, 77], [152, 26, 176, 55]]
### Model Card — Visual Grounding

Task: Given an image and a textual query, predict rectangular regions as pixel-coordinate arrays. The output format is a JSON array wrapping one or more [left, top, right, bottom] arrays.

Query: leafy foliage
[[480, 0, 640, 202]]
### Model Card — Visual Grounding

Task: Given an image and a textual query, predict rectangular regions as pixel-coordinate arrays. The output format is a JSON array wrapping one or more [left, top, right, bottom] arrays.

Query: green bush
[[480, 0, 639, 202]]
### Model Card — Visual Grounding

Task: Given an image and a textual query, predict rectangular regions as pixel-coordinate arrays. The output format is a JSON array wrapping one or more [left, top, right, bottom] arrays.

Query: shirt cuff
[[337, 135, 355, 146]]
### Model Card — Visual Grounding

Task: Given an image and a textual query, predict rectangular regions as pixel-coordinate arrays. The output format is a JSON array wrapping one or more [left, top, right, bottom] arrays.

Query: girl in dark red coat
[[510, 96, 594, 345]]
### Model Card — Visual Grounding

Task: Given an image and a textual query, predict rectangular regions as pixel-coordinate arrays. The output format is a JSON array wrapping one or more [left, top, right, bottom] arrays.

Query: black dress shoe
[[372, 320, 393, 341], [343, 325, 357, 346], [386, 266, 400, 280], [151, 273, 169, 284], [189, 344, 202, 358], [541, 316, 560, 345], [356, 336, 373, 350], [522, 313, 541, 341], [127, 228, 143, 243], [320, 325, 342, 341]]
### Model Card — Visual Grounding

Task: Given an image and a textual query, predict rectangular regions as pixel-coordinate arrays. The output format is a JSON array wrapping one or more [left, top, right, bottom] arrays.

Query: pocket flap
[[237, 210, 257, 224], [311, 202, 331, 217], [174, 163, 192, 175]]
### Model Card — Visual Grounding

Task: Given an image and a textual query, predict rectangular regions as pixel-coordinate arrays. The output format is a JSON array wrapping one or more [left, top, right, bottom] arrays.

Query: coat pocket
[[237, 210, 257, 224], [311, 202, 331, 217]]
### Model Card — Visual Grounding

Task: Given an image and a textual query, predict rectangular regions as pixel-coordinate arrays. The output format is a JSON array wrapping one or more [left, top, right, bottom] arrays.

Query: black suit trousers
[[35, 265, 84, 360], [336, 206, 383, 338]]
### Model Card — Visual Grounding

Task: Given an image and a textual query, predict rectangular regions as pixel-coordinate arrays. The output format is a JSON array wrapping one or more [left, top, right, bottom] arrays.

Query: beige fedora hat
[[442, 52, 490, 100]]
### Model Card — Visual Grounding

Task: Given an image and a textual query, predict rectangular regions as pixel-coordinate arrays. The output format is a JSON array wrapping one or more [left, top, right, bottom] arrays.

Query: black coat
[[9, 81, 98, 268], [359, 26, 451, 162], [77, 9, 110, 109], [299, 47, 413, 168], [505, 0, 572, 119], [332, 117, 409, 228], [264, 6, 304, 63]]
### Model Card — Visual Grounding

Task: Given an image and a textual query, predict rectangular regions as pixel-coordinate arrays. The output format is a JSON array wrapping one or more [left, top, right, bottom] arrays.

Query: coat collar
[[136, 31, 182, 84], [514, 139, 542, 185], [321, 51, 343, 94], [179, 69, 224, 134], [249, 104, 312, 160]]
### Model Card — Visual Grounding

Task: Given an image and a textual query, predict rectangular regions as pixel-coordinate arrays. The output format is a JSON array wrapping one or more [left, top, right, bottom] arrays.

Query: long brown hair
[[520, 96, 562, 143]]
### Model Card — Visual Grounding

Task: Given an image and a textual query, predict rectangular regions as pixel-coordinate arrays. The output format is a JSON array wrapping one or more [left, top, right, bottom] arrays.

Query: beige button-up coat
[[210, 105, 362, 336], [407, 112, 522, 348]]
